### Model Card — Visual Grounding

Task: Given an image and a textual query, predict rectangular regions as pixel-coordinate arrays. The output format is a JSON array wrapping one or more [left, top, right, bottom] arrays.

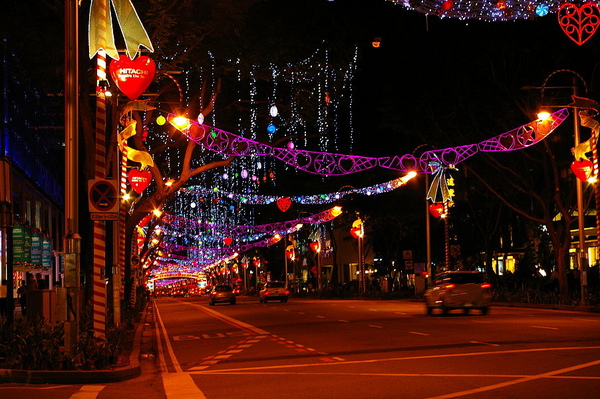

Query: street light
[[539, 69, 589, 306]]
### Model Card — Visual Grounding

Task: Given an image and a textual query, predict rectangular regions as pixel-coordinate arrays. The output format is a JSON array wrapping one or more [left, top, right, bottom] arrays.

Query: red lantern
[[309, 242, 320, 252], [429, 203, 445, 219], [349, 227, 362, 239], [441, 0, 453, 11], [571, 159, 594, 181], [128, 169, 152, 193], [109, 55, 156, 100], [223, 237, 233, 246]]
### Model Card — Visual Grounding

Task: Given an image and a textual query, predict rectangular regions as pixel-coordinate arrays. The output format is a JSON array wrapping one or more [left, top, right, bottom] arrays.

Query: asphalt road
[[2, 297, 600, 398]]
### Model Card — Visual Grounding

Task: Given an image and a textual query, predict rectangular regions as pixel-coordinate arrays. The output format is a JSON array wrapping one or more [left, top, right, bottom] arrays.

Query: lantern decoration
[[309, 242, 320, 252], [350, 219, 364, 239], [571, 159, 594, 181], [109, 55, 156, 100], [277, 197, 292, 212], [372, 37, 382, 48], [429, 203, 445, 219], [558, 2, 600, 46], [285, 245, 295, 260], [441, 1, 453, 11], [223, 237, 233, 246], [128, 169, 152, 193], [496, 1, 507, 10]]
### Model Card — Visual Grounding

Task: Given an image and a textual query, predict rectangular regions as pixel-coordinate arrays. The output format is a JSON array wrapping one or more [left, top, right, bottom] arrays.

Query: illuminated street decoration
[[386, 1, 600, 21], [162, 206, 342, 236], [109, 55, 156, 101], [88, 0, 154, 60], [181, 172, 416, 205], [558, 2, 600, 46], [175, 108, 568, 176]]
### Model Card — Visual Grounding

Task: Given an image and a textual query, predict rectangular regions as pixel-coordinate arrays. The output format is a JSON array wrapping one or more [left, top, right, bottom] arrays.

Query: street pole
[[64, 0, 81, 353], [425, 173, 432, 283], [572, 79, 588, 307]]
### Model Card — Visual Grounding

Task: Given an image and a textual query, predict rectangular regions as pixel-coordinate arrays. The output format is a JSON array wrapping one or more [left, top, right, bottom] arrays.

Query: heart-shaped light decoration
[[276, 197, 292, 212], [109, 55, 156, 100], [429, 203, 445, 219], [571, 159, 594, 181], [558, 3, 600, 46], [223, 237, 233, 246], [128, 169, 152, 193]]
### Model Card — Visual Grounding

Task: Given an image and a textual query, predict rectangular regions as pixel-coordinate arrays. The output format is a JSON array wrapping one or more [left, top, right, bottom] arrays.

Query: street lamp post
[[539, 70, 589, 306]]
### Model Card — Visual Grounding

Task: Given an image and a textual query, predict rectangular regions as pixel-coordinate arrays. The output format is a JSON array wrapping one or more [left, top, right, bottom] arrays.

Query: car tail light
[[264, 291, 270, 296], [480, 283, 491, 289], [443, 283, 455, 289], [284, 290, 290, 295]]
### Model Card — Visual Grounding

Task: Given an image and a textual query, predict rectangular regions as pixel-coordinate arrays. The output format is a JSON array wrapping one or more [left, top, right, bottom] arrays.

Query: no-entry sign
[[88, 179, 119, 214]]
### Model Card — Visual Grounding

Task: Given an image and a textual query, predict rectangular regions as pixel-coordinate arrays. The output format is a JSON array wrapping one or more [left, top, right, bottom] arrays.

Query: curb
[[0, 311, 147, 384]]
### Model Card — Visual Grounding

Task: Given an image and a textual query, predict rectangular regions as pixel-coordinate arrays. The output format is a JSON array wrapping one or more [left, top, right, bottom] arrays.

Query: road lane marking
[[409, 331, 429, 336], [190, 346, 600, 375], [69, 385, 104, 399], [369, 324, 383, 328], [155, 302, 209, 399], [162, 372, 207, 399], [425, 358, 600, 399], [470, 340, 500, 347], [531, 325, 559, 330], [338, 319, 349, 323]]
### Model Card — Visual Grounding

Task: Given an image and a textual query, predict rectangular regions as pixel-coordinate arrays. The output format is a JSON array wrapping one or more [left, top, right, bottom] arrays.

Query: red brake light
[[264, 291, 270, 295], [284, 290, 290, 295], [480, 283, 491, 289], [443, 283, 455, 289]]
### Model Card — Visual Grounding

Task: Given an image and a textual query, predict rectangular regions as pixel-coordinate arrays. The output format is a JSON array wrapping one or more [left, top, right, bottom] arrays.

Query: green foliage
[[0, 307, 133, 371], [0, 318, 66, 370]]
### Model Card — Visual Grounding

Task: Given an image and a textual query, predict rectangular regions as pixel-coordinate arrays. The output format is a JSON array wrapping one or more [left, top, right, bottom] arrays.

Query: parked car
[[208, 285, 236, 305], [424, 271, 491, 315], [259, 281, 290, 303]]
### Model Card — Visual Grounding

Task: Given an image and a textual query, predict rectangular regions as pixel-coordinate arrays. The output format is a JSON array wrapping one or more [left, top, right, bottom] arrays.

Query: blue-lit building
[[1, 39, 65, 306]]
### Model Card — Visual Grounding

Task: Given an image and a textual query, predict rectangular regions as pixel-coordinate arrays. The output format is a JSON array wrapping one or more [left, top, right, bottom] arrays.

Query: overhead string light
[[181, 172, 417, 206], [387, 1, 600, 21]]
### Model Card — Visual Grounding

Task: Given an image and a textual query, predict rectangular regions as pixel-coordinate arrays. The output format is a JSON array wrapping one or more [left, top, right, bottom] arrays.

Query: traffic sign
[[88, 179, 119, 214]]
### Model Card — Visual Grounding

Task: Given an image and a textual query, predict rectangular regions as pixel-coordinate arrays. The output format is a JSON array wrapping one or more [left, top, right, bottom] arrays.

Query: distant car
[[424, 271, 491, 315], [208, 285, 236, 305], [259, 281, 290, 303]]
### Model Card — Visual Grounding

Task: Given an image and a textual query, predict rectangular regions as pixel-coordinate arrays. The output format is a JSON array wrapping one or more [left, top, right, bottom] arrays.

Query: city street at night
[[2, 298, 600, 398]]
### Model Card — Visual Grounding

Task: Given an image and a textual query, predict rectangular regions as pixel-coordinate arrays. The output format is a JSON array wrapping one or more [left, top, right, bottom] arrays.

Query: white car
[[259, 281, 290, 303], [424, 271, 491, 315]]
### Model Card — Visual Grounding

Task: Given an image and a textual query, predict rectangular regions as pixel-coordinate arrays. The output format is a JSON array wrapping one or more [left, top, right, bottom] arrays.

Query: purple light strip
[[181, 108, 568, 176]]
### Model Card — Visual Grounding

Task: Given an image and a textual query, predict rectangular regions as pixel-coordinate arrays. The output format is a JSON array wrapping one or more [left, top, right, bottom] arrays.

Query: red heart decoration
[[558, 3, 600, 46], [109, 55, 156, 100], [571, 159, 594, 181], [276, 197, 292, 212], [429, 203, 445, 219], [128, 169, 152, 193], [309, 242, 320, 252], [223, 237, 233, 246]]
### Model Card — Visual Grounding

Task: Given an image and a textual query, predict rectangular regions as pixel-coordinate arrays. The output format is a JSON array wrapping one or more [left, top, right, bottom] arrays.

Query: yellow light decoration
[[169, 114, 192, 133]]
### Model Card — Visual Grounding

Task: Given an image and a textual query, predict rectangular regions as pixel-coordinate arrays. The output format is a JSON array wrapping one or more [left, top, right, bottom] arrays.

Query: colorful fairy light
[[386, 1, 599, 21]]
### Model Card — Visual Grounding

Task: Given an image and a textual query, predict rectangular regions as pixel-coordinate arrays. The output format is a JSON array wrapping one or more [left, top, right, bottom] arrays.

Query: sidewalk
[[0, 305, 156, 384]]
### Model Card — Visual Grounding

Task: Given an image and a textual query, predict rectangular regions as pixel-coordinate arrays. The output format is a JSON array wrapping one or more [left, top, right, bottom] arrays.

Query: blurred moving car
[[424, 271, 491, 315], [208, 285, 236, 305], [259, 281, 290, 303]]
